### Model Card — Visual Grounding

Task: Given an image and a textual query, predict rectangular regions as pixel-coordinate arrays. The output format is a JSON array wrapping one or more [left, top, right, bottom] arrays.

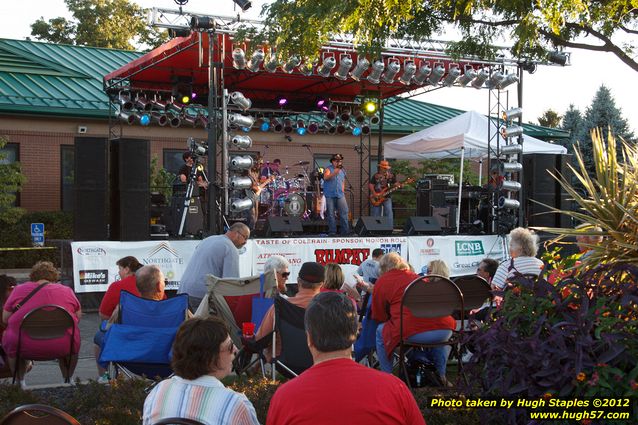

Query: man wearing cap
[[323, 154, 350, 236], [254, 262, 325, 358], [369, 160, 397, 223]]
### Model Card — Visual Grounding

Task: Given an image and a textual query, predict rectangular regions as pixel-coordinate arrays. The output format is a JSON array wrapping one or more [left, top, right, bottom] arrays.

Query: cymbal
[[294, 161, 310, 166]]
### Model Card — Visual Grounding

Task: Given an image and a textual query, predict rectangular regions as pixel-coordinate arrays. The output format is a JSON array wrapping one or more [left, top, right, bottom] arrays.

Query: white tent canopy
[[384, 110, 567, 160]]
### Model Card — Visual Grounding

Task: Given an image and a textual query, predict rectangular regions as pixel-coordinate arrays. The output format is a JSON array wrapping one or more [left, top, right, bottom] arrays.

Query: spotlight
[[229, 91, 251, 111], [119, 111, 136, 125], [547, 51, 569, 66], [500, 180, 522, 192], [230, 135, 253, 149], [150, 97, 167, 111], [229, 176, 252, 190], [182, 114, 197, 127], [413, 62, 431, 85], [307, 121, 320, 134], [118, 93, 133, 111], [353, 110, 366, 123], [276, 96, 288, 107], [283, 56, 301, 73], [336, 123, 347, 134], [246, 49, 264, 72], [367, 60, 385, 84], [264, 54, 278, 73], [352, 126, 362, 136], [457, 68, 477, 87], [442, 66, 461, 87], [369, 114, 380, 125], [486, 71, 505, 89], [398, 61, 416, 85], [498, 197, 520, 210], [296, 119, 306, 135], [152, 113, 168, 126], [271, 118, 283, 133], [283, 118, 293, 134], [229, 155, 254, 170], [228, 113, 254, 128], [499, 162, 523, 173], [498, 73, 518, 89], [502, 107, 523, 121], [334, 55, 353, 80], [168, 28, 191, 38], [135, 96, 152, 111], [139, 113, 151, 126], [326, 104, 338, 121], [232, 48, 246, 69], [166, 101, 185, 115], [317, 56, 336, 77], [361, 124, 371, 135], [232, 0, 252, 12], [299, 60, 314, 76], [340, 107, 352, 122], [259, 119, 270, 132], [230, 198, 253, 212], [169, 115, 181, 128], [471, 68, 489, 89], [500, 125, 524, 139], [350, 57, 369, 81], [382, 60, 401, 84], [363, 100, 378, 115], [500, 143, 523, 155], [316, 97, 327, 109], [520, 61, 537, 74], [325, 122, 337, 135], [428, 64, 445, 85], [190, 16, 215, 30]]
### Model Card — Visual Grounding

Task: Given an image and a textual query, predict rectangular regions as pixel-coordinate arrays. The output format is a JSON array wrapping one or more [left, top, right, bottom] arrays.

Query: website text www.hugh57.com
[[529, 410, 630, 421]]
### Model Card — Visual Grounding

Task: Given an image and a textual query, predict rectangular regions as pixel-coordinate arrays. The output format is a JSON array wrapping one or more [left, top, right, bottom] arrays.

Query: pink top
[[2, 282, 81, 358]]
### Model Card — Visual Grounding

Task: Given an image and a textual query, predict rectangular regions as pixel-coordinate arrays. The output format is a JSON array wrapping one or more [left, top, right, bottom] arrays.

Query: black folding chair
[[0, 404, 80, 425], [270, 295, 313, 380], [152, 418, 205, 425]]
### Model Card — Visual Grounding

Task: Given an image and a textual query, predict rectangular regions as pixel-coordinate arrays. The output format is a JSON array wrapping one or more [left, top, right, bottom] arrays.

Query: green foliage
[[560, 104, 583, 152], [537, 109, 562, 128], [150, 155, 175, 201], [30, 0, 168, 51], [0, 137, 27, 224]]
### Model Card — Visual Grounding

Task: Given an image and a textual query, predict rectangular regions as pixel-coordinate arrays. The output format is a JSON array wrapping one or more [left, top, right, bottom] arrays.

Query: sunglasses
[[279, 271, 291, 278]]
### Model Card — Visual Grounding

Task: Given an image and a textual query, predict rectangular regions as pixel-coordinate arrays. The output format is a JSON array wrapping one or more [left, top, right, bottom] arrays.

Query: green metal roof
[[0, 38, 568, 139], [0, 38, 140, 118]]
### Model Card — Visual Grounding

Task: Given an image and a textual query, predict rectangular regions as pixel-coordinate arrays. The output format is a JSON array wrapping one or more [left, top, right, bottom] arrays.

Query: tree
[[537, 109, 562, 128], [0, 137, 27, 224], [576, 85, 635, 174], [560, 104, 583, 151], [30, 0, 167, 51], [253, 1, 638, 72]]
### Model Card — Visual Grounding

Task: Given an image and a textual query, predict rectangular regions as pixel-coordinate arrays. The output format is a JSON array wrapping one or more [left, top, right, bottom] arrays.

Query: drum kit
[[258, 161, 323, 219]]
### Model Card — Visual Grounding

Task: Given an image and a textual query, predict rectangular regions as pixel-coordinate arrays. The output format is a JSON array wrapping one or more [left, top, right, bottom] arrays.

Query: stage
[[71, 234, 507, 293]]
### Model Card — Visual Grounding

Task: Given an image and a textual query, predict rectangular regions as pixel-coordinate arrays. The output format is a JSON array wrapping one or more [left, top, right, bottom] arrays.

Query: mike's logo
[[455, 241, 484, 256], [79, 269, 108, 285]]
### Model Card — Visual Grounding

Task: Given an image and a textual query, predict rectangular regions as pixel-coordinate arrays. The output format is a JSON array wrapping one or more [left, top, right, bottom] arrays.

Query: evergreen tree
[[537, 109, 562, 128], [577, 85, 635, 174], [560, 104, 583, 151]]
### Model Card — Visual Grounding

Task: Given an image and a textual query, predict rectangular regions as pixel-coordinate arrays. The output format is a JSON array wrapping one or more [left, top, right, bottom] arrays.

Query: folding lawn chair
[[270, 295, 313, 380]]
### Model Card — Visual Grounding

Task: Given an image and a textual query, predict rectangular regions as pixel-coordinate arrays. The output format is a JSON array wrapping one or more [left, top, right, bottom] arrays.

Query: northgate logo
[[455, 241, 484, 256]]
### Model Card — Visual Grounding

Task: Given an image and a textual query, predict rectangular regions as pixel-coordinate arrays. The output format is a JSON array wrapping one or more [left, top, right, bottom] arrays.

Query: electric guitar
[[369, 178, 414, 206]]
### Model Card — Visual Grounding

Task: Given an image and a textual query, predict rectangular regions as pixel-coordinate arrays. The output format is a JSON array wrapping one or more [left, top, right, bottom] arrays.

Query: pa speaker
[[264, 216, 304, 237], [354, 216, 393, 236], [74, 137, 109, 240], [403, 216, 442, 235]]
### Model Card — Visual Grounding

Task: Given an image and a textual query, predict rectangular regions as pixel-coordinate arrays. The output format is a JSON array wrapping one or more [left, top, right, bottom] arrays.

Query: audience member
[[491, 227, 544, 290], [357, 248, 384, 284], [372, 253, 455, 384], [99, 256, 143, 320], [0, 275, 16, 336], [143, 317, 259, 425], [254, 261, 324, 358], [427, 259, 450, 277], [264, 255, 290, 295], [267, 292, 425, 425], [575, 223, 603, 259], [2, 261, 81, 388], [321, 263, 359, 306], [476, 258, 499, 283], [178, 222, 250, 311]]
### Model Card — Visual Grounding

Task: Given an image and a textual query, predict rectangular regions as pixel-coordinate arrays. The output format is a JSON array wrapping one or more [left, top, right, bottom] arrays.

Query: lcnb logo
[[455, 241, 484, 256]]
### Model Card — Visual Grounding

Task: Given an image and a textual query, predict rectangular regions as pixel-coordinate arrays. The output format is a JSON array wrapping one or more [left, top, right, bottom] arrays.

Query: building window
[[0, 142, 20, 206], [60, 145, 74, 211]]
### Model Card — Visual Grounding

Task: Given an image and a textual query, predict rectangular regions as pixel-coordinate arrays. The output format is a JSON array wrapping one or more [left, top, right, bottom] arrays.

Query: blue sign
[[31, 223, 45, 246]]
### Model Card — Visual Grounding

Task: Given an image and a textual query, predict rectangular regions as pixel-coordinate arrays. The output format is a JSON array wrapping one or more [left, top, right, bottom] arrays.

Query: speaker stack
[[403, 216, 442, 235], [354, 216, 393, 236], [523, 154, 572, 228], [74, 137, 109, 241], [264, 216, 304, 237]]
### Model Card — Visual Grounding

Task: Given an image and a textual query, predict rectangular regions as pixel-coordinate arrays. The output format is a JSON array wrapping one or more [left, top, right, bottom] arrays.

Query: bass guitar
[[369, 178, 414, 207]]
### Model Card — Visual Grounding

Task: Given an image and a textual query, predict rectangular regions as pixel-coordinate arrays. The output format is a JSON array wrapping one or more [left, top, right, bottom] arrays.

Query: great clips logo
[[455, 241, 484, 256]]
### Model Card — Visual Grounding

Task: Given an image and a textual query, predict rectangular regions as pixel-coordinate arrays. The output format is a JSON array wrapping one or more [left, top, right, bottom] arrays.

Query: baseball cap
[[298, 262, 325, 284], [330, 153, 344, 162]]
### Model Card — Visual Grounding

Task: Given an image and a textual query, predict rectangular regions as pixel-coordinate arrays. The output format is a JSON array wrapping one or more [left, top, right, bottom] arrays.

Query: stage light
[[340, 106, 352, 122], [500, 162, 523, 173], [428, 64, 445, 85], [247, 49, 264, 72], [230, 134, 252, 149], [471, 68, 489, 89], [325, 122, 337, 135], [498, 197, 520, 210], [353, 110, 365, 123], [230, 198, 253, 212], [299, 60, 314, 76], [500, 125, 523, 139], [486, 71, 505, 89], [413, 62, 431, 85], [520, 61, 537, 74], [336, 123, 347, 134], [228, 113, 254, 128], [307, 121, 320, 134], [229, 176, 252, 190], [119, 111, 136, 125], [190, 16, 215, 29], [326, 104, 339, 120], [150, 97, 167, 111], [172, 76, 193, 103], [498, 73, 518, 89], [139, 113, 151, 126], [232, 0, 252, 11], [283, 118, 293, 134], [316, 97, 327, 109], [260, 120, 270, 132], [502, 107, 523, 121], [500, 143, 523, 155], [232, 48, 246, 69], [443, 66, 461, 87], [398, 61, 416, 85], [500, 180, 522, 192], [283, 56, 301, 73], [152, 113, 168, 126], [296, 127, 307, 136], [382, 60, 400, 84], [350, 57, 369, 81], [169, 115, 181, 128], [276, 96, 288, 107], [317, 56, 336, 77], [229, 91, 251, 111], [457, 68, 477, 87], [135, 96, 152, 111], [363, 100, 377, 115], [361, 124, 371, 135], [229, 155, 254, 170], [334, 55, 353, 80], [196, 115, 208, 128], [264, 55, 278, 73], [118, 93, 133, 111], [271, 118, 283, 133], [367, 60, 385, 84], [182, 114, 197, 127], [352, 126, 362, 136], [369, 114, 380, 125], [548, 51, 569, 66]]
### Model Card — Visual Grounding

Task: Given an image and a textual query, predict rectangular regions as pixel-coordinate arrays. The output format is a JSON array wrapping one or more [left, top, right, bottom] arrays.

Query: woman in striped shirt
[[491, 227, 544, 291]]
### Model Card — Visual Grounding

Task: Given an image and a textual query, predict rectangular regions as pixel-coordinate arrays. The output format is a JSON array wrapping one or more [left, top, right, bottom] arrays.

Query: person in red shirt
[[98, 256, 143, 320], [372, 253, 456, 383], [267, 291, 425, 425]]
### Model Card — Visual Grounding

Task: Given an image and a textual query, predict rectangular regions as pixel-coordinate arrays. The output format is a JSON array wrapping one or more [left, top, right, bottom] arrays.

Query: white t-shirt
[[491, 256, 544, 289]]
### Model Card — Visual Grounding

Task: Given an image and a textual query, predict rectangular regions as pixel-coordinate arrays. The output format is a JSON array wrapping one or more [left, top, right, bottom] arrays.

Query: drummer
[[260, 158, 281, 179]]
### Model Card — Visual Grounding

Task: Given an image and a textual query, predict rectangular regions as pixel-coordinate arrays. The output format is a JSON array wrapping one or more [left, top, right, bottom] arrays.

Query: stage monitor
[[264, 216, 304, 237], [403, 216, 442, 236], [354, 216, 393, 236]]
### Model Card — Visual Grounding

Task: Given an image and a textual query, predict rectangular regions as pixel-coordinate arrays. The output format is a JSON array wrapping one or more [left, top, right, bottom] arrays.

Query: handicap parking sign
[[31, 223, 45, 246]]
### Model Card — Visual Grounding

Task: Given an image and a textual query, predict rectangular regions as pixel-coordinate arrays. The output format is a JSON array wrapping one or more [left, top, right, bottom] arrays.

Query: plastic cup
[[242, 322, 256, 338]]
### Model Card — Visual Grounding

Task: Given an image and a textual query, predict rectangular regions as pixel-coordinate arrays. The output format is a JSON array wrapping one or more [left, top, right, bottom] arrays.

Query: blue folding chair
[[99, 291, 189, 380]]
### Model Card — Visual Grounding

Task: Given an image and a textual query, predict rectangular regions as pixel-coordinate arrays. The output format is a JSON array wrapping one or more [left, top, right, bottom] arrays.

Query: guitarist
[[368, 160, 397, 223]]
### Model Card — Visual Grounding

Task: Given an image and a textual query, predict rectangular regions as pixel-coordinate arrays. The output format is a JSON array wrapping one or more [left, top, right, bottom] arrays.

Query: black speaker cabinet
[[264, 216, 304, 237], [354, 216, 393, 236], [523, 153, 571, 228], [416, 189, 432, 216], [74, 137, 109, 241], [403, 216, 443, 235], [169, 195, 204, 237]]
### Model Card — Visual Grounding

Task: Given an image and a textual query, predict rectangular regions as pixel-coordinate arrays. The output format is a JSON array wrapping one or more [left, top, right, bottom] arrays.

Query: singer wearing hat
[[323, 153, 350, 236], [368, 160, 396, 223]]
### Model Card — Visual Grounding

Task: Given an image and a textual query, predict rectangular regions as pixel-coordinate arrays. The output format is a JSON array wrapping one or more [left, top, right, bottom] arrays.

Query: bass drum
[[283, 193, 306, 217]]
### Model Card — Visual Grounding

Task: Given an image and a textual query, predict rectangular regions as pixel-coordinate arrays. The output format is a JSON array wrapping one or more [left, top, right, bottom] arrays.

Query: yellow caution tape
[[0, 247, 56, 252]]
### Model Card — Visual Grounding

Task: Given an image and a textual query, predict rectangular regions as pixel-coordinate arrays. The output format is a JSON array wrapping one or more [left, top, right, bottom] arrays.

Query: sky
[[1, 0, 636, 134]]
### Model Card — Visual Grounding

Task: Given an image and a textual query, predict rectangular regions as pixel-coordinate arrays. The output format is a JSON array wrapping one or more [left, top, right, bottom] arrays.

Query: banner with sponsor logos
[[407, 235, 507, 276]]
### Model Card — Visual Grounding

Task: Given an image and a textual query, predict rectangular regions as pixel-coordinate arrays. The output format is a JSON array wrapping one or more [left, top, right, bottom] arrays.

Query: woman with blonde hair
[[322, 263, 360, 305], [427, 259, 450, 278]]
